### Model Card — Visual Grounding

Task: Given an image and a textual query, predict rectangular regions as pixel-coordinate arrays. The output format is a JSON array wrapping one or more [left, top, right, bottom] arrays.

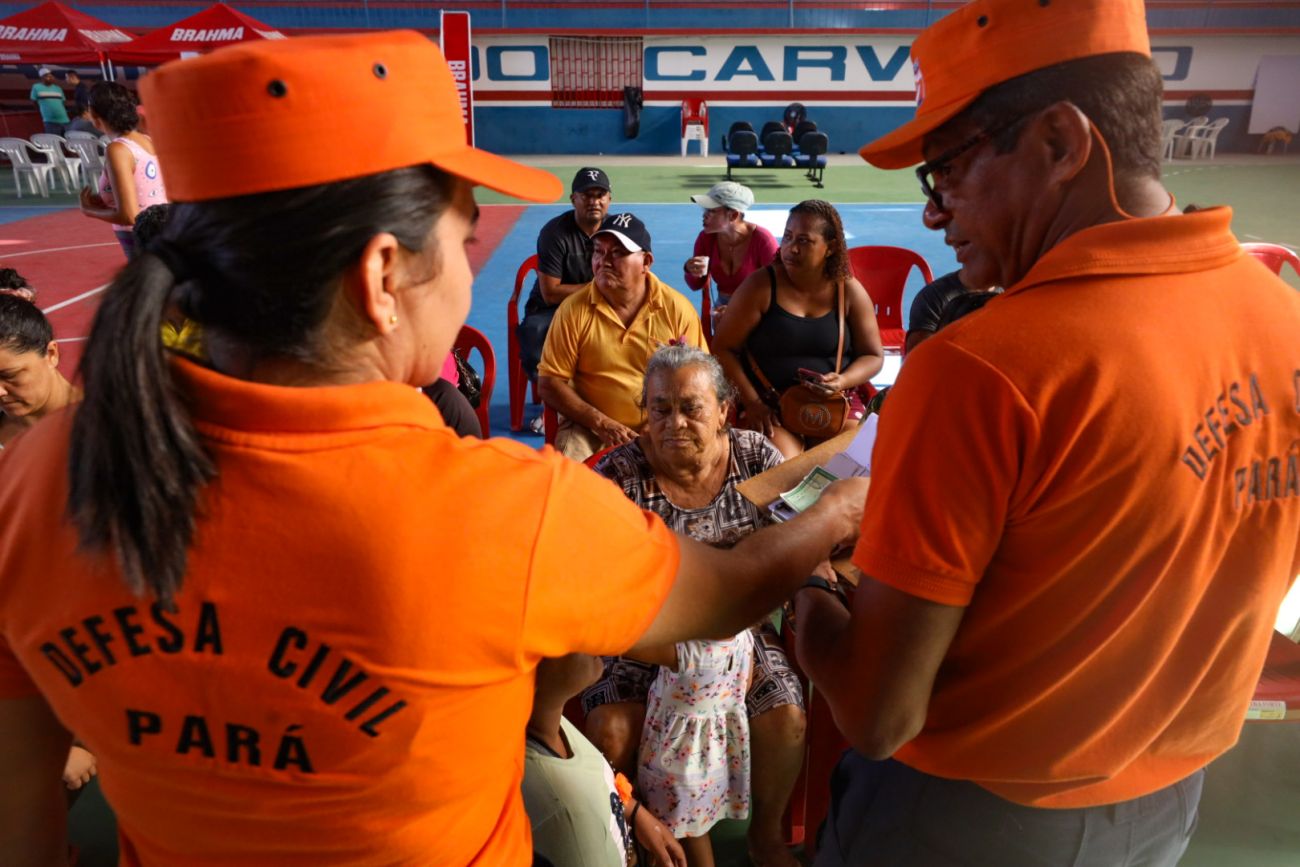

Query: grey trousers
[[815, 752, 1203, 867]]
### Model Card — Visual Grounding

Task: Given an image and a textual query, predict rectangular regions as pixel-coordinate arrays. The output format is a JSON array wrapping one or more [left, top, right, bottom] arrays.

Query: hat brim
[[691, 194, 722, 209], [859, 94, 978, 170], [431, 145, 563, 204], [593, 228, 645, 254]]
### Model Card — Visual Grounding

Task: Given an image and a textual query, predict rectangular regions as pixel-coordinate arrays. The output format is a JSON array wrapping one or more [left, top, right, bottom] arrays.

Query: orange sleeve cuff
[[852, 544, 976, 608], [614, 772, 635, 810]]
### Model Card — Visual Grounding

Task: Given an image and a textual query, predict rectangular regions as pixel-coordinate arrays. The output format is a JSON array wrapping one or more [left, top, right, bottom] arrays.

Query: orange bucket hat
[[860, 0, 1151, 169], [140, 30, 563, 203]]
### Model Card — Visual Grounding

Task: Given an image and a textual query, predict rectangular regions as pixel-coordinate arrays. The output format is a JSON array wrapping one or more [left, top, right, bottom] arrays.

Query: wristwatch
[[801, 575, 838, 595]]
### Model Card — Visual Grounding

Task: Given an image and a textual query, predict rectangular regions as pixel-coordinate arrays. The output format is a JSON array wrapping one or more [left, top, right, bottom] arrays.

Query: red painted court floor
[[2, 204, 526, 379], [1, 208, 125, 374]]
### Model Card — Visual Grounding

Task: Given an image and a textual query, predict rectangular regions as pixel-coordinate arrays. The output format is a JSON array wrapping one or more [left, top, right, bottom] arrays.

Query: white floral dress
[[637, 631, 754, 837]]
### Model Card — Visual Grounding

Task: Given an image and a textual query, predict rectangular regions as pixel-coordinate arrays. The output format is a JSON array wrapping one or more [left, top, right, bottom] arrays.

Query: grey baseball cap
[[691, 181, 754, 212]]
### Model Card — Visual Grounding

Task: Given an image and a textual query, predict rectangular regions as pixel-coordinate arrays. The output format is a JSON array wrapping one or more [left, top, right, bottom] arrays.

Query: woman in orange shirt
[[0, 33, 864, 866]]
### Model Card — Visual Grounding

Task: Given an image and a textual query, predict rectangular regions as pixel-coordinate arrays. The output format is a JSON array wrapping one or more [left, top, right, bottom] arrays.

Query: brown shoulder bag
[[747, 278, 850, 440]]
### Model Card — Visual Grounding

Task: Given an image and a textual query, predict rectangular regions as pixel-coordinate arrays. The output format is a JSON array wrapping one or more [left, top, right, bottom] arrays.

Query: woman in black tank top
[[711, 200, 884, 457]]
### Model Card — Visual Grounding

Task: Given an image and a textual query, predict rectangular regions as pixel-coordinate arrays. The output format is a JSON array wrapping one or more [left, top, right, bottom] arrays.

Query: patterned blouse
[[593, 428, 783, 548]]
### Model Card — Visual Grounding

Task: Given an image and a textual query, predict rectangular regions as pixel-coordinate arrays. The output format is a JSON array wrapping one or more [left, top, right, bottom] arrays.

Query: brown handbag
[[747, 278, 850, 440]]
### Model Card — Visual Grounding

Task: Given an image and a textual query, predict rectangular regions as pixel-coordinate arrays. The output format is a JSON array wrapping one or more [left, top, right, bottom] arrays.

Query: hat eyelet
[[373, 63, 388, 79], [977, 14, 989, 26], [267, 79, 288, 98], [1039, 0, 1050, 5]]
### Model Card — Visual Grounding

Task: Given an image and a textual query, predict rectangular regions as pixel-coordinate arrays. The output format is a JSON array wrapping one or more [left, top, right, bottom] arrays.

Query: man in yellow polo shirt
[[538, 212, 707, 461]]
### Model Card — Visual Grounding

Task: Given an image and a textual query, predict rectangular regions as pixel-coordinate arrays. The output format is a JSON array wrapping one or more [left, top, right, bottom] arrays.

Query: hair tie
[[147, 239, 193, 284]]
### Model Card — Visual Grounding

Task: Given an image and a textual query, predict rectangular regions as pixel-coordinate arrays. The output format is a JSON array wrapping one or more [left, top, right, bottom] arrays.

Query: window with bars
[[549, 36, 643, 109]]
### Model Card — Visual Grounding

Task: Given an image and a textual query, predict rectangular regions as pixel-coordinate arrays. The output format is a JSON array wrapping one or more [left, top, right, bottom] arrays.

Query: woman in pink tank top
[[78, 81, 168, 258]]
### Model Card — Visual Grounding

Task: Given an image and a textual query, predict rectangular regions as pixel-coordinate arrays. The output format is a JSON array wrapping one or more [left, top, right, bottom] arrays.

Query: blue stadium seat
[[761, 131, 796, 168], [723, 121, 753, 152], [725, 130, 760, 178], [795, 131, 829, 187]]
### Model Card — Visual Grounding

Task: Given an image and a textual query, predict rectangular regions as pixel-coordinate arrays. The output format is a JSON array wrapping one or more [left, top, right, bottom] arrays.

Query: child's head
[[0, 268, 33, 301], [534, 654, 604, 710], [132, 204, 171, 258]]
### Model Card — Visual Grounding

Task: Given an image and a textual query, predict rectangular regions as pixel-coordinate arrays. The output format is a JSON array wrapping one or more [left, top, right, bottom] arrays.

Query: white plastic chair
[[64, 137, 105, 194], [1189, 118, 1230, 160], [1161, 119, 1185, 161], [1171, 116, 1208, 159], [0, 138, 55, 197], [31, 133, 82, 191]]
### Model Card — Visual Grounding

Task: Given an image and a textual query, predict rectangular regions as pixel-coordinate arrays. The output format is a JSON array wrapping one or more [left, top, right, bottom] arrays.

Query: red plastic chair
[[453, 325, 496, 438], [1243, 242, 1300, 278], [583, 445, 616, 469], [507, 254, 541, 432], [700, 276, 714, 344], [847, 246, 934, 352], [681, 97, 709, 157], [1249, 631, 1300, 723], [543, 405, 558, 445]]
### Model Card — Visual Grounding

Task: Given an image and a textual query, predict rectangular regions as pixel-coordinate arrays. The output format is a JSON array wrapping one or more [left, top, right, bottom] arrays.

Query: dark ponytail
[[68, 255, 213, 603], [68, 165, 456, 603]]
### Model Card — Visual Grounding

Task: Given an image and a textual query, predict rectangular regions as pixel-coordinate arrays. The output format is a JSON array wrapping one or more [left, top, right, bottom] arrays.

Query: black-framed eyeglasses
[[915, 115, 1028, 211]]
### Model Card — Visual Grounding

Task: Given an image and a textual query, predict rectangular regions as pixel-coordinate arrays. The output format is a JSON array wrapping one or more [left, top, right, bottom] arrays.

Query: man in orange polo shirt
[[793, 0, 1300, 864]]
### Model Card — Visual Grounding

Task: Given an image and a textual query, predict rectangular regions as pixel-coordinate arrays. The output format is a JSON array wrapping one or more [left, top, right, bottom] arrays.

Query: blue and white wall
[[470, 33, 1300, 155]]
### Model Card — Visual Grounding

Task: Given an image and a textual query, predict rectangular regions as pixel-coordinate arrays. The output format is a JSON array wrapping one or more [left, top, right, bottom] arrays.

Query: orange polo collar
[[1009, 207, 1242, 297], [172, 356, 444, 439]]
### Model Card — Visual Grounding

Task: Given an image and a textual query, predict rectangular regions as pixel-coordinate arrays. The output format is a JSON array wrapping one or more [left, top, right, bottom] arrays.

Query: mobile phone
[[796, 368, 826, 384]]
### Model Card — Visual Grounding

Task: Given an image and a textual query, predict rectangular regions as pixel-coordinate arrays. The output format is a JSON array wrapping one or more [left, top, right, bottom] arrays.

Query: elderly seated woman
[[0, 293, 81, 449], [583, 344, 807, 867]]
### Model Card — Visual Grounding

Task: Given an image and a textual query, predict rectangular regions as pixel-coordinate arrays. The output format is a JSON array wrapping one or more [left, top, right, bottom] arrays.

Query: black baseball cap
[[572, 167, 611, 194], [594, 212, 652, 254]]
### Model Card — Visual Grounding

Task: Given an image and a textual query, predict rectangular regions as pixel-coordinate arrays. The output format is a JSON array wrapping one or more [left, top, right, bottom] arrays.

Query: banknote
[[778, 466, 839, 514]]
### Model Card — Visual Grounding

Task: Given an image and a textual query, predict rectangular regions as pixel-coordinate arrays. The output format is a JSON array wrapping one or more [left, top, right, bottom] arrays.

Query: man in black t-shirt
[[66, 71, 93, 116], [517, 167, 612, 388], [904, 270, 1003, 354]]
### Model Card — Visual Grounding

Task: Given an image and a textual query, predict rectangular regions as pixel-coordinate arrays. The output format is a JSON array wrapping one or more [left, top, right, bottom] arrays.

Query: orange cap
[[860, 0, 1151, 169], [140, 30, 563, 203]]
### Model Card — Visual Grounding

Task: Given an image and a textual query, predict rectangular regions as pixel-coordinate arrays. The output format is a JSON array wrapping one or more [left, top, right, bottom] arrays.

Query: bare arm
[[629, 477, 868, 654], [794, 575, 963, 759], [0, 696, 73, 866], [904, 328, 933, 356], [537, 273, 589, 306], [683, 233, 710, 291], [821, 277, 885, 392], [80, 141, 139, 227], [710, 271, 777, 436], [537, 375, 636, 447]]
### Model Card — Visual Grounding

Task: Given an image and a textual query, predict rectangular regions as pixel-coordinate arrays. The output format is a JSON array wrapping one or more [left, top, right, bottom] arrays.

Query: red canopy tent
[[0, 1, 131, 65], [109, 3, 284, 65]]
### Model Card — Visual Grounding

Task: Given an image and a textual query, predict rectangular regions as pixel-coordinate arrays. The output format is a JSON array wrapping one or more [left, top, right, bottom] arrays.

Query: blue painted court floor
[[466, 202, 956, 444]]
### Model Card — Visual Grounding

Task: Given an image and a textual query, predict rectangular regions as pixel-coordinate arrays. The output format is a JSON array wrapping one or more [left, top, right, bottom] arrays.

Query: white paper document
[[822, 414, 878, 480]]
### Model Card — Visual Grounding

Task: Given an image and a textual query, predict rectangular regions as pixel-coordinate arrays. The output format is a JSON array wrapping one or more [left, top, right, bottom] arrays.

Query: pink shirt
[[100, 136, 167, 228], [683, 223, 779, 301]]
